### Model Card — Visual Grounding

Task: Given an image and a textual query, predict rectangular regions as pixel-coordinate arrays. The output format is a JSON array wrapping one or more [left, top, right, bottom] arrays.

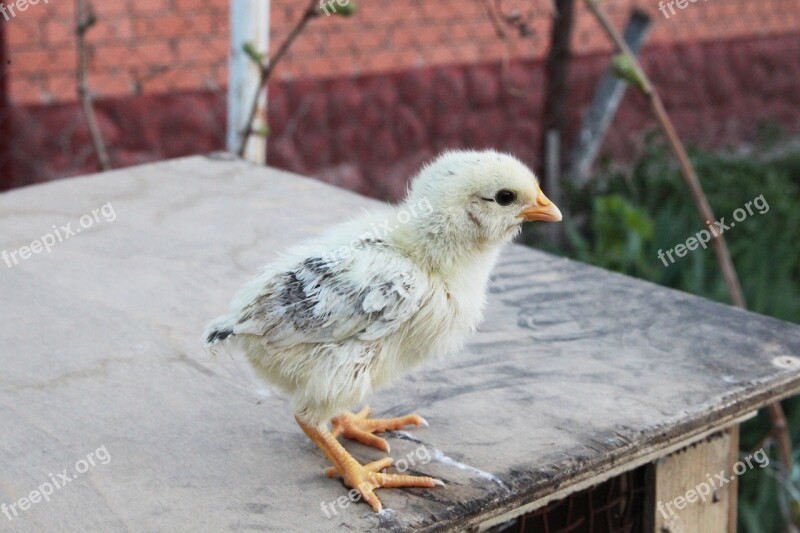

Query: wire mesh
[[490, 466, 649, 533]]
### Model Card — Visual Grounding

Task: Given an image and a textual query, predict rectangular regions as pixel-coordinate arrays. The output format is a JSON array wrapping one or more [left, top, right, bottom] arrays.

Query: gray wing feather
[[231, 240, 427, 347]]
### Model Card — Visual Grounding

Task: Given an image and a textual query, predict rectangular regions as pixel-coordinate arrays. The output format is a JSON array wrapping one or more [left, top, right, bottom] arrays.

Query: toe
[[375, 473, 442, 488], [347, 427, 390, 452], [354, 405, 371, 419], [359, 486, 383, 513], [325, 457, 393, 478], [365, 457, 393, 472], [365, 413, 427, 432]]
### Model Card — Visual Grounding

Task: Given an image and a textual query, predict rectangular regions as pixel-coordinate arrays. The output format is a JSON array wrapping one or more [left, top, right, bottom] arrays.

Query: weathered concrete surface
[[1, 155, 799, 532]]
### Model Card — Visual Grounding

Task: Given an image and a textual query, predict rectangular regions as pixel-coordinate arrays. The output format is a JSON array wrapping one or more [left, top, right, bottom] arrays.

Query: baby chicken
[[204, 149, 561, 512]]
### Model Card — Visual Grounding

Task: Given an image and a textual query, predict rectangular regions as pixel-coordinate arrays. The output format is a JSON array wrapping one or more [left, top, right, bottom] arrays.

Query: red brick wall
[[9, 30, 800, 195], [2, 1, 800, 191], [6, 0, 799, 105], [265, 31, 800, 199]]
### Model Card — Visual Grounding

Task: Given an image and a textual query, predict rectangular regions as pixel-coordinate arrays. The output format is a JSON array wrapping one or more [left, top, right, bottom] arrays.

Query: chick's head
[[404, 150, 562, 247]]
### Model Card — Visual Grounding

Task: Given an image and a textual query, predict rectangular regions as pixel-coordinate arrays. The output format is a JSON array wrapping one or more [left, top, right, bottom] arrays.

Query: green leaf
[[251, 125, 270, 138], [242, 42, 264, 64], [611, 54, 647, 92]]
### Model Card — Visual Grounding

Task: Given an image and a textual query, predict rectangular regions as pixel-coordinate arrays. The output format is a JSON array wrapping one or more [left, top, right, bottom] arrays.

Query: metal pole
[[227, 0, 269, 164], [569, 10, 651, 185]]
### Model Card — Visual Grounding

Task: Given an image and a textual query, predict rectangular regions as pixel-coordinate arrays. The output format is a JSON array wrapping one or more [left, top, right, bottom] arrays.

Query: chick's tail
[[203, 315, 236, 347]]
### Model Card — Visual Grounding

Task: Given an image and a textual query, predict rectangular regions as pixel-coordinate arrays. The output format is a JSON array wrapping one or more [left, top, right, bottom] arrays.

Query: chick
[[204, 149, 562, 512]]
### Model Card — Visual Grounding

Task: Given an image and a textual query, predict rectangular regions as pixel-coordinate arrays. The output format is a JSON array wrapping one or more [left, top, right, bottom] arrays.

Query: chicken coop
[[2, 157, 799, 531]]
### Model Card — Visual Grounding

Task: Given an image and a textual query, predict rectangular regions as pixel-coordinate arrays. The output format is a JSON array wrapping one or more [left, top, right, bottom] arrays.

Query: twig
[[481, 0, 508, 38], [75, 0, 111, 171], [584, 0, 744, 307], [583, 0, 793, 479], [479, 0, 538, 98], [235, 0, 320, 158], [539, 0, 574, 177]]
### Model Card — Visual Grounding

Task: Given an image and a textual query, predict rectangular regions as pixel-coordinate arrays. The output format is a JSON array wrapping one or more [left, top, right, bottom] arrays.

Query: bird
[[204, 149, 562, 512]]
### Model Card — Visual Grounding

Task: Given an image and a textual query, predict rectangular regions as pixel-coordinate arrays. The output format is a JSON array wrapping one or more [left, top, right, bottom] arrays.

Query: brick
[[43, 17, 75, 45], [44, 73, 76, 101], [327, 78, 362, 129], [138, 66, 212, 93], [187, 12, 218, 34], [9, 75, 48, 104], [90, 43, 136, 69], [126, 0, 166, 15], [176, 35, 226, 62], [6, 19, 43, 47], [433, 66, 467, 113], [467, 65, 500, 107], [90, 17, 134, 43], [174, 0, 208, 10], [86, 71, 133, 97], [9, 47, 76, 74], [394, 104, 427, 147], [132, 14, 189, 38], [268, 136, 308, 175], [89, 2, 126, 17]]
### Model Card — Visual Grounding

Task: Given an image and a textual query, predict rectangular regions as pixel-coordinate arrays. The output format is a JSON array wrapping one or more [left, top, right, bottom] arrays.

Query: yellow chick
[[204, 149, 562, 512]]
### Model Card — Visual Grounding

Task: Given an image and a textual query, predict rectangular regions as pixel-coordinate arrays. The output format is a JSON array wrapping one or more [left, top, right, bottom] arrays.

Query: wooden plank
[[728, 426, 740, 533], [650, 428, 741, 532], [1, 156, 799, 532]]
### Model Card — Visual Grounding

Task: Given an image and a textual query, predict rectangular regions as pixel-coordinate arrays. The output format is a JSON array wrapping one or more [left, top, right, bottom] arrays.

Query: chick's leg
[[330, 406, 427, 452], [296, 417, 442, 513]]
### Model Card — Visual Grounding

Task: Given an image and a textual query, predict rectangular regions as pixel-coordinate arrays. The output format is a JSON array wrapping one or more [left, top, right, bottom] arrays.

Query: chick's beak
[[518, 187, 563, 222]]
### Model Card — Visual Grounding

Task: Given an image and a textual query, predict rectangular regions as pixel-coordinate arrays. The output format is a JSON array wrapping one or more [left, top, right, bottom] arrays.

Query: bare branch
[[235, 0, 322, 159], [584, 0, 793, 479], [481, 0, 508, 38], [75, 0, 111, 171]]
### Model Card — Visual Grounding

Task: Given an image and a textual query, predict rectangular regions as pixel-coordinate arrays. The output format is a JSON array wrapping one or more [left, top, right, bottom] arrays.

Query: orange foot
[[330, 457, 443, 512], [330, 406, 428, 452], [297, 417, 442, 513]]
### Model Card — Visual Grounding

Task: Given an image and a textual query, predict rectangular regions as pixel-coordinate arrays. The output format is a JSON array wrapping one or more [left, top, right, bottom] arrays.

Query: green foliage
[[242, 42, 265, 65], [610, 54, 647, 93], [568, 138, 800, 323], [251, 125, 270, 138], [555, 137, 800, 531], [333, 2, 357, 16], [566, 194, 656, 277]]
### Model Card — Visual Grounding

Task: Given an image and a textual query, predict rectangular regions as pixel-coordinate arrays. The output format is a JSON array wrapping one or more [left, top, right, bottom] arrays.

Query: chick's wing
[[232, 240, 429, 347]]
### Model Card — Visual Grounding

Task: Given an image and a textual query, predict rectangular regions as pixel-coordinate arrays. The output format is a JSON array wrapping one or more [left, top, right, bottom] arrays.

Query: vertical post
[[569, 10, 651, 185], [647, 429, 740, 532], [227, 0, 269, 164], [0, 18, 11, 190], [544, 129, 563, 246], [538, 0, 575, 178]]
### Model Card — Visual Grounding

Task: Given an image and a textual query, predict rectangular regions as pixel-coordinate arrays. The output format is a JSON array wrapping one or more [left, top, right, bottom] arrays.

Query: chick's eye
[[494, 189, 517, 206]]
